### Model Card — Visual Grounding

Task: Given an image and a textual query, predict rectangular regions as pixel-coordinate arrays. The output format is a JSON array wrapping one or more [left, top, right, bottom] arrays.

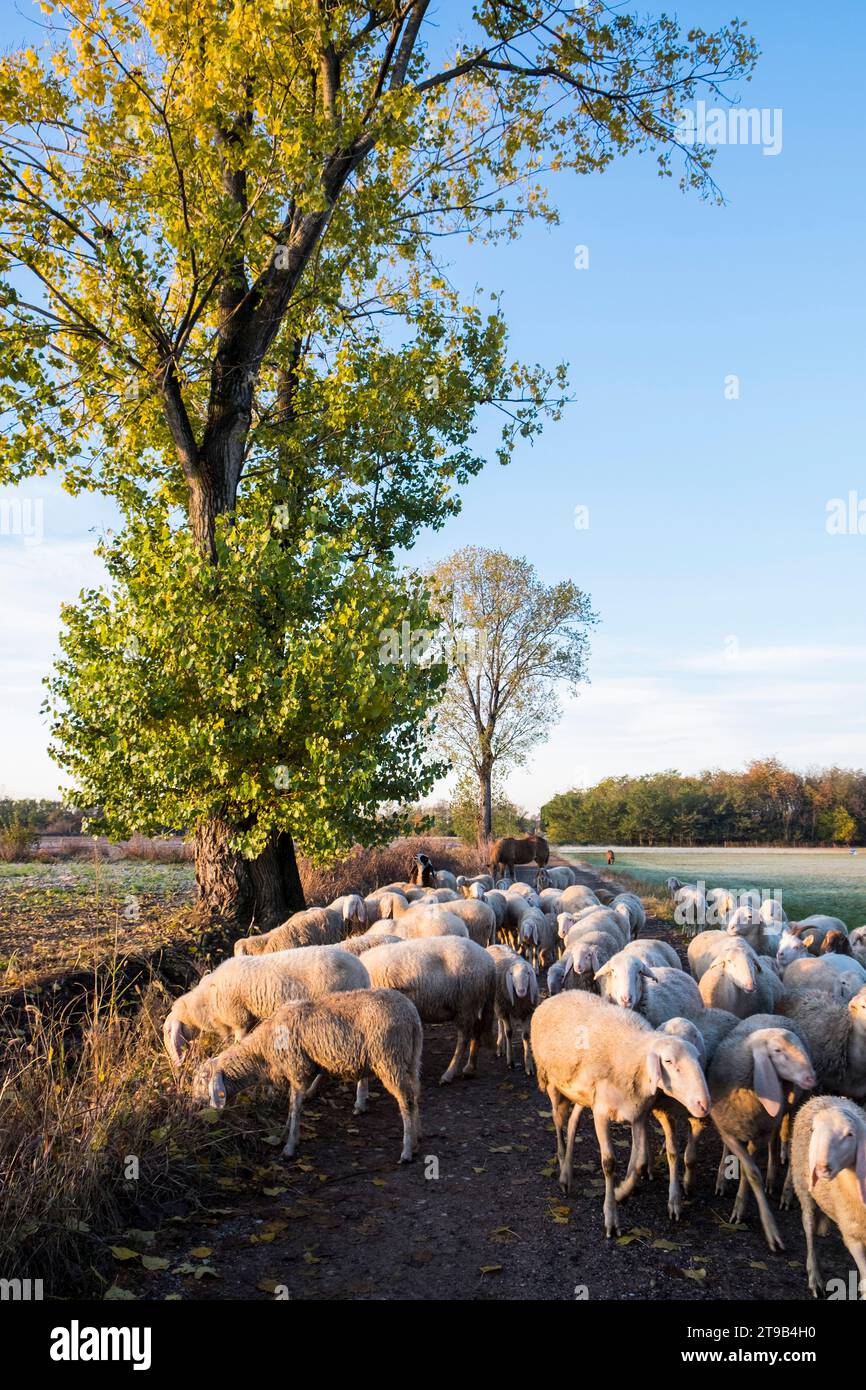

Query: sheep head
[[506, 960, 539, 1004], [192, 1058, 228, 1109], [645, 1036, 709, 1118], [748, 1028, 815, 1117], [807, 1107, 866, 1202]]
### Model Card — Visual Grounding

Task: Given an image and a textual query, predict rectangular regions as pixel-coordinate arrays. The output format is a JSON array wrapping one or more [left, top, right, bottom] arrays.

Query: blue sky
[[2, 0, 865, 810]]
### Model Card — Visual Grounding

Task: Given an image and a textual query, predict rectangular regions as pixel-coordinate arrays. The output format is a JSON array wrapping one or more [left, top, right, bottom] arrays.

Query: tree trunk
[[194, 818, 305, 931], [479, 763, 493, 839]]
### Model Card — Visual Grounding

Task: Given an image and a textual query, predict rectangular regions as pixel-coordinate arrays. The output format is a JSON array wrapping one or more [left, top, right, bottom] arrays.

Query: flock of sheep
[[161, 853, 866, 1301]]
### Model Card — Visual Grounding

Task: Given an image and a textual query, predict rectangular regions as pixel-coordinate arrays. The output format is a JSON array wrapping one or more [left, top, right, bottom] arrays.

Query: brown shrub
[[298, 836, 487, 903], [0, 823, 36, 863]]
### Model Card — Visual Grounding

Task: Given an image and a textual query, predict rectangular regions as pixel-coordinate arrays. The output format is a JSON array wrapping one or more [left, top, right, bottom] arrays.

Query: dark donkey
[[490, 833, 549, 884]]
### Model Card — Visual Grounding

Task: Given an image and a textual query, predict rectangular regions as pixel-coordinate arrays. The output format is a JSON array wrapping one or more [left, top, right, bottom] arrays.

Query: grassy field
[[563, 846, 866, 930], [0, 861, 197, 987]]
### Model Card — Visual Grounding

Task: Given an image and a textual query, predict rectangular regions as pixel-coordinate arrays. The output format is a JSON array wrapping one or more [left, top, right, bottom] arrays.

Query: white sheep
[[560, 906, 629, 951], [610, 892, 646, 936], [487, 944, 539, 1073], [432, 896, 497, 946], [542, 866, 576, 890], [725, 904, 770, 955], [234, 905, 344, 956], [559, 928, 622, 990], [434, 870, 459, 891], [778, 987, 866, 1102], [531, 991, 709, 1236], [596, 955, 704, 1026], [789, 1095, 866, 1298], [163, 949, 370, 1065], [783, 954, 866, 1001], [759, 896, 787, 928], [653, 1017, 709, 1219], [538, 887, 565, 918], [507, 882, 540, 904], [776, 928, 809, 971], [547, 953, 573, 996], [333, 931, 402, 956], [192, 989, 423, 1165], [665, 876, 683, 896], [457, 873, 494, 894], [707, 1014, 816, 1250], [401, 905, 470, 940], [558, 884, 601, 915], [361, 936, 496, 1085], [850, 927, 866, 969], [688, 931, 783, 1018], [328, 894, 368, 935], [674, 885, 708, 937], [518, 905, 558, 971]]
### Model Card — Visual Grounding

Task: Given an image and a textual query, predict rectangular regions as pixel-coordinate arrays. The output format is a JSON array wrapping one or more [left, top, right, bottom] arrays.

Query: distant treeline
[[0, 799, 82, 833], [540, 760, 865, 847]]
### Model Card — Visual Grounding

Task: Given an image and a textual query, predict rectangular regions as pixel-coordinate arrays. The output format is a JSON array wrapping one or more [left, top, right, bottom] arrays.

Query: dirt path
[[111, 879, 846, 1303]]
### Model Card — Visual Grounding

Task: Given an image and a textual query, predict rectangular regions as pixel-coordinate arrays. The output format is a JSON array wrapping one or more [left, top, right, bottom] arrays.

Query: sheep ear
[[532, 921, 539, 945], [562, 954, 573, 980], [505, 970, 515, 1005], [209, 1068, 227, 1110], [856, 1129, 866, 1205], [594, 961, 612, 980], [752, 1043, 784, 1117], [639, 965, 658, 981], [164, 1017, 188, 1067], [646, 1046, 662, 1090], [807, 1130, 823, 1193]]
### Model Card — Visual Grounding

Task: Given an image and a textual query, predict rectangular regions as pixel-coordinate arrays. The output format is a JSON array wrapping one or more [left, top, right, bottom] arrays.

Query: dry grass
[[298, 836, 488, 903], [0, 968, 251, 1295]]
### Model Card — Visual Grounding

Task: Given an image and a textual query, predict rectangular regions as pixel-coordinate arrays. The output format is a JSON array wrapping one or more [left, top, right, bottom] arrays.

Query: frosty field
[[565, 847, 866, 930]]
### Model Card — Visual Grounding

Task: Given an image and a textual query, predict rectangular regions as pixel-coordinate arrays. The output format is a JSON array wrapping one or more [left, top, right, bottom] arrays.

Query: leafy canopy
[[0, 2, 758, 856]]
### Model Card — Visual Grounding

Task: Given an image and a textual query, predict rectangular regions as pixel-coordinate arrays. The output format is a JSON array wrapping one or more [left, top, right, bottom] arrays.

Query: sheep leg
[[593, 1110, 620, 1237], [779, 1163, 795, 1210], [558, 1103, 583, 1194], [800, 1190, 824, 1297], [842, 1239, 866, 1299], [304, 1072, 323, 1100], [615, 1119, 649, 1201], [522, 1026, 533, 1077], [655, 1109, 684, 1220], [547, 1084, 570, 1164], [495, 1018, 505, 1059], [715, 1143, 729, 1195], [503, 1018, 514, 1069], [463, 1036, 480, 1076], [718, 1130, 784, 1252], [353, 1079, 369, 1114], [390, 1087, 415, 1163], [731, 1142, 753, 1222], [410, 1081, 422, 1149], [779, 1109, 792, 1165], [684, 1117, 703, 1195], [281, 1086, 306, 1159], [440, 1029, 468, 1084]]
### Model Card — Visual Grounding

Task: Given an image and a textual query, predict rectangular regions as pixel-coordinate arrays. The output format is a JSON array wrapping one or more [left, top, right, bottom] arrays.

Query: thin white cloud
[[670, 644, 866, 675]]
